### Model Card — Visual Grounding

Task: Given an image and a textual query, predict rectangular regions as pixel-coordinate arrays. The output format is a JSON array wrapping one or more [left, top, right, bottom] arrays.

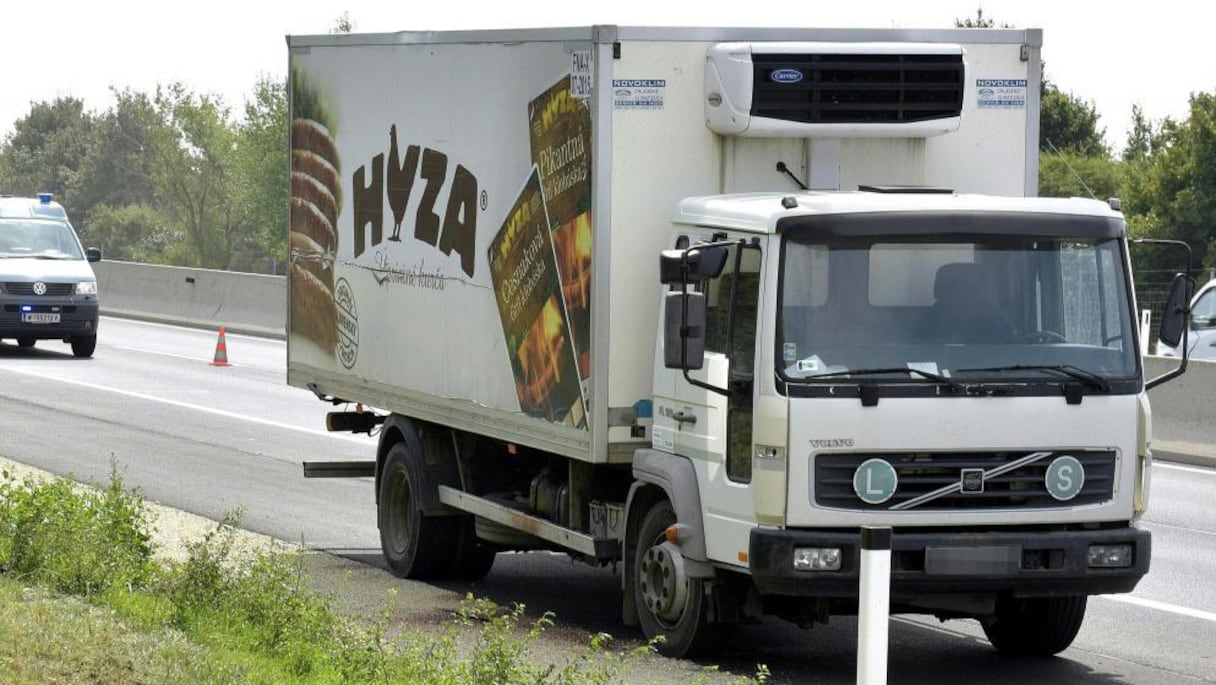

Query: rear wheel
[[378, 442, 453, 579], [450, 517, 496, 580], [981, 595, 1087, 656], [632, 500, 729, 657], [16, 336, 35, 348], [70, 334, 96, 358]]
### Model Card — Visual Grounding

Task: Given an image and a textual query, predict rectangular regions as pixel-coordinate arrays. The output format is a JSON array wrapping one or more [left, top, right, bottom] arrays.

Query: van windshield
[[777, 227, 1138, 386], [0, 219, 85, 259]]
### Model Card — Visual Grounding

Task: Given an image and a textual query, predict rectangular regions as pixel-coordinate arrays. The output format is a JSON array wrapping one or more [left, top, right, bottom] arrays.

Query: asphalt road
[[1, 317, 1214, 684]]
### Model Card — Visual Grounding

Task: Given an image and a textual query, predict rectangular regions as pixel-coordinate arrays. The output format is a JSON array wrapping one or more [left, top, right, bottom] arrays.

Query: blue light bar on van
[[21, 305, 32, 312], [38, 193, 52, 204]]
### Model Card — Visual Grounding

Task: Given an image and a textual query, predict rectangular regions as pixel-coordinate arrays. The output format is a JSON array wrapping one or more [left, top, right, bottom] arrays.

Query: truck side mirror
[[664, 291, 706, 369], [86, 247, 102, 263], [1158, 273, 1194, 348], [660, 246, 729, 285]]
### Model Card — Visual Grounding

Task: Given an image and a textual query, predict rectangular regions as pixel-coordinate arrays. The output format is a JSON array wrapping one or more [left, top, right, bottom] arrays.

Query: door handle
[[672, 411, 697, 426]]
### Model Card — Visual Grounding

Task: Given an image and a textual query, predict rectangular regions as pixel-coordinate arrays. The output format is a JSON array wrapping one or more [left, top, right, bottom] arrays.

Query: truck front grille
[[815, 451, 1116, 511]]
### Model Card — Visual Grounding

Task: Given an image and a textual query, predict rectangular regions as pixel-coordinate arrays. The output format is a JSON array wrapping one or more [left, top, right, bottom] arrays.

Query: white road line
[[1154, 462, 1216, 476], [107, 344, 226, 363], [1138, 520, 1216, 538], [101, 316, 283, 344], [1102, 594, 1216, 624], [0, 364, 372, 445]]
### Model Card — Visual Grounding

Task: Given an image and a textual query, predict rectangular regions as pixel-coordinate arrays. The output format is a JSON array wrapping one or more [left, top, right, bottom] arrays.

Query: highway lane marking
[[0, 364, 374, 445], [102, 316, 283, 344], [1154, 462, 1216, 476], [108, 344, 232, 363], [1102, 595, 1216, 624], [1138, 520, 1216, 538]]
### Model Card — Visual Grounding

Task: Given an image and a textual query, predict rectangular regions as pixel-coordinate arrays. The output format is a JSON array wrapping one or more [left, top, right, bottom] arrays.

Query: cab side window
[[702, 242, 762, 482]]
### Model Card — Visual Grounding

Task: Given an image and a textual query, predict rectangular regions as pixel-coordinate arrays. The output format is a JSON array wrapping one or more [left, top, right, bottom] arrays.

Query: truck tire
[[378, 442, 454, 579], [632, 500, 728, 657], [450, 517, 496, 580], [16, 336, 35, 348], [981, 595, 1087, 656], [71, 334, 96, 358]]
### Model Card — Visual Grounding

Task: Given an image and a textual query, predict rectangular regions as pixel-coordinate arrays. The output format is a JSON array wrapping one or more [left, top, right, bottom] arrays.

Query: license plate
[[22, 312, 60, 324], [925, 545, 1022, 576]]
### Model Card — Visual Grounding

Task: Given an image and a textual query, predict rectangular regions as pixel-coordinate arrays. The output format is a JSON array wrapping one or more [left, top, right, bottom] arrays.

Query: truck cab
[[648, 189, 1151, 655]]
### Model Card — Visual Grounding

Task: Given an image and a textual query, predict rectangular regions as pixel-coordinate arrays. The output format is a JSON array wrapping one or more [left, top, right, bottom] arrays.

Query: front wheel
[[981, 595, 1087, 656], [71, 334, 96, 358], [632, 500, 729, 657]]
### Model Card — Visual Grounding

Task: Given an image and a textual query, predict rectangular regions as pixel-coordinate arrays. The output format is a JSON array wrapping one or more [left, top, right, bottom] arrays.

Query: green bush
[[0, 467, 153, 595]]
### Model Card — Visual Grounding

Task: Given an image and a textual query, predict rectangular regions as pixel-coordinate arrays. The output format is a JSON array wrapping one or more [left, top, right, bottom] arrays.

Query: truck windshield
[[0, 219, 85, 260], [777, 230, 1137, 385]]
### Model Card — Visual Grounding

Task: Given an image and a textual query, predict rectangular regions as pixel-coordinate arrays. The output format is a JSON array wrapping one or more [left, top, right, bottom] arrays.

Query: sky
[[2, 1, 1212, 152]]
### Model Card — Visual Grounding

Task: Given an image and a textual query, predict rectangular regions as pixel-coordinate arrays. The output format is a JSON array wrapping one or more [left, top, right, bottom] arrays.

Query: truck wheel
[[71, 335, 96, 358], [16, 336, 35, 348], [378, 442, 452, 579], [632, 500, 727, 657], [450, 517, 496, 580], [981, 596, 1087, 656]]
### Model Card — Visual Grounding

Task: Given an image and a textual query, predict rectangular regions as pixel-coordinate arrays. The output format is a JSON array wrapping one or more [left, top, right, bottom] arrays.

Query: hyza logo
[[351, 125, 481, 278], [334, 277, 358, 369]]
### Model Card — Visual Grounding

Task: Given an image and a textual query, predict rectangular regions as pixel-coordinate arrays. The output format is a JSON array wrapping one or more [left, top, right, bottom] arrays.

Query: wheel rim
[[385, 469, 413, 556], [639, 539, 689, 626]]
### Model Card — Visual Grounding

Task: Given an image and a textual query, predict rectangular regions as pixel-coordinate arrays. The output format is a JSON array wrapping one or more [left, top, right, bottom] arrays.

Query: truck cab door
[[652, 236, 762, 567]]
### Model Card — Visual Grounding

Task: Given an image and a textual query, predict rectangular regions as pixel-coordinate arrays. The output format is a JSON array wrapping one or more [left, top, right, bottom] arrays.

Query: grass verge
[[0, 467, 768, 684]]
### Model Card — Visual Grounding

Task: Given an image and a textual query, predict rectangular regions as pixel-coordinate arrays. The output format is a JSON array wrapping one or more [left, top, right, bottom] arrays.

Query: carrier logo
[[770, 69, 804, 84], [32, 281, 47, 295], [334, 277, 358, 369]]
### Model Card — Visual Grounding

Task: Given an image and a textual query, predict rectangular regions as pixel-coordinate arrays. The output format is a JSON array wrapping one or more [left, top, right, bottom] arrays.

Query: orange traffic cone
[[211, 326, 231, 366]]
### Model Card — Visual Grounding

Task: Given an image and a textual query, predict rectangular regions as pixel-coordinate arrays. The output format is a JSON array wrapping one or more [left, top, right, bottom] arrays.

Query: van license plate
[[22, 312, 60, 324]]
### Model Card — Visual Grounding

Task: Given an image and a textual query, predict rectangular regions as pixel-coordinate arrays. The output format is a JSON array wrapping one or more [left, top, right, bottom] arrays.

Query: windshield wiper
[[954, 364, 1111, 392], [805, 367, 965, 393]]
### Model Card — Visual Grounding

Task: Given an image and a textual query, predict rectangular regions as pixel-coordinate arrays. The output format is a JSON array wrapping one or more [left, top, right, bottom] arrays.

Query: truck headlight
[[76, 281, 97, 295], [1088, 544, 1133, 568], [793, 547, 842, 571]]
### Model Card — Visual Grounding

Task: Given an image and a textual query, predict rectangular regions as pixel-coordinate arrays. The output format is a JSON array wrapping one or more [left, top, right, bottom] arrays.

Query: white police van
[[0, 193, 100, 357]]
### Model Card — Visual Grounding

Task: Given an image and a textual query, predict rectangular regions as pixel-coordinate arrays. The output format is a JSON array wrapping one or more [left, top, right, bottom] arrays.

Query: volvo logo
[[32, 281, 47, 295], [770, 68, 804, 84]]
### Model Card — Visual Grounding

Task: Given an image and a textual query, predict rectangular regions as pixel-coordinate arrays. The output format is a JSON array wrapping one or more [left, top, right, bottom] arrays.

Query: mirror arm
[[679, 278, 730, 397], [1134, 238, 1193, 389]]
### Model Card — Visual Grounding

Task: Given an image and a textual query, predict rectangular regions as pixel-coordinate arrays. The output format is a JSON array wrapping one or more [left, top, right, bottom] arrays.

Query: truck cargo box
[[286, 25, 1040, 464]]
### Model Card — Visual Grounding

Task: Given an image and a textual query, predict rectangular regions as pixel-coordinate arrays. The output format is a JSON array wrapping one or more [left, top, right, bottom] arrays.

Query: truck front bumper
[[749, 526, 1150, 599]]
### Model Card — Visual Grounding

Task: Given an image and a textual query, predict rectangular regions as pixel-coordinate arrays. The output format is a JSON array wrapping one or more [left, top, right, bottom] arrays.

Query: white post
[[857, 526, 892, 685]]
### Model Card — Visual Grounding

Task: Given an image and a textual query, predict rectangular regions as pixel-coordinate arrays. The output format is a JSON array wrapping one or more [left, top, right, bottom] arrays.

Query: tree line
[[0, 80, 287, 273], [2, 14, 1214, 280]]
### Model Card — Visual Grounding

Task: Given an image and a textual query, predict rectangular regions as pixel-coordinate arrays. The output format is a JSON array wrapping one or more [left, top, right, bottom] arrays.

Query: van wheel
[[632, 500, 729, 657], [70, 335, 96, 358], [16, 337, 35, 348], [982, 596, 1087, 656], [378, 442, 452, 579]]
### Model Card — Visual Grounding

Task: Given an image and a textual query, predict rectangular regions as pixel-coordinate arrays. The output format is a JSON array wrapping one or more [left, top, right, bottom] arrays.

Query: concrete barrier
[[1145, 356, 1216, 468], [91, 261, 1214, 467], [94, 260, 285, 338]]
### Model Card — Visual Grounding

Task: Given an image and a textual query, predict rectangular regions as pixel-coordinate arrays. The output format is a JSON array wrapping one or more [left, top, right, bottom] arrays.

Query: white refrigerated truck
[[286, 25, 1191, 658]]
